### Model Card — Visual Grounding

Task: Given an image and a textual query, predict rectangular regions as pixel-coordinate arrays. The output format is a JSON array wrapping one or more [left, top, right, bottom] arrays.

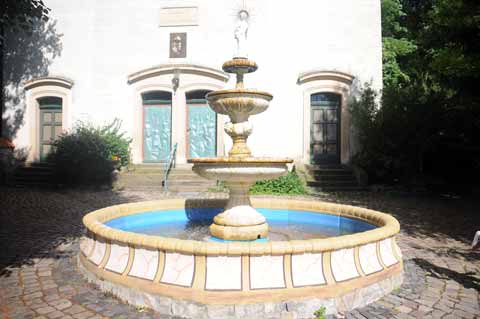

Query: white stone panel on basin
[[161, 253, 195, 287], [128, 247, 159, 280], [105, 241, 130, 274], [359, 243, 382, 275], [393, 239, 403, 259], [80, 235, 94, 257], [90, 239, 106, 266], [331, 248, 359, 282], [206, 256, 242, 290], [291, 253, 325, 287], [380, 238, 398, 267], [250, 255, 285, 289]]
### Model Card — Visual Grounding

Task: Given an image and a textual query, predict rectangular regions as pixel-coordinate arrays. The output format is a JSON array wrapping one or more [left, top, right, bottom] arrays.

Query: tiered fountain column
[[189, 58, 292, 241]]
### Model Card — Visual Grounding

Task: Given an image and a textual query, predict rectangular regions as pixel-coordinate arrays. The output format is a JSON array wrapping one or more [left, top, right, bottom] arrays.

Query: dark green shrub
[[49, 120, 131, 186], [349, 83, 479, 188], [250, 170, 306, 195]]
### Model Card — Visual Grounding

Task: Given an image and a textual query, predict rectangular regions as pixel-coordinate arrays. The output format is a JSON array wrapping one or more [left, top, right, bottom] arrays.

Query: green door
[[187, 102, 216, 158], [39, 97, 62, 161], [142, 91, 172, 163], [310, 93, 341, 165], [143, 105, 172, 162]]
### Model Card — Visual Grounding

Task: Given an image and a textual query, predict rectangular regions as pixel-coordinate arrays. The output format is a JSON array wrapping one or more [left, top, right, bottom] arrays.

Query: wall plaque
[[170, 33, 187, 58], [159, 7, 198, 27]]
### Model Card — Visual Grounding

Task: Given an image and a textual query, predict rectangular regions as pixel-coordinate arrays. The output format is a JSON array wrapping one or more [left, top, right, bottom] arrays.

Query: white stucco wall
[[8, 0, 382, 164]]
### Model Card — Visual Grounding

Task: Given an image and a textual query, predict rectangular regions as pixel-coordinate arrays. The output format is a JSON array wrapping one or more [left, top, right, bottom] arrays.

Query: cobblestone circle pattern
[[1, 188, 479, 319]]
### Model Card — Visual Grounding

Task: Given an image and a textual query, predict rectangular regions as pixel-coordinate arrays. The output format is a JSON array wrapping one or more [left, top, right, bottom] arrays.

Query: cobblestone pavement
[[0, 187, 479, 319]]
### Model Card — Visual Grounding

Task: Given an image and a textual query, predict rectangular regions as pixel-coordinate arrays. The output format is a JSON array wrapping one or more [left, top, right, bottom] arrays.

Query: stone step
[[308, 186, 368, 192], [8, 162, 56, 188], [11, 175, 54, 183], [120, 174, 214, 183], [122, 172, 206, 180], [14, 168, 54, 176], [167, 180, 217, 186], [9, 182, 58, 189], [123, 185, 215, 192], [304, 164, 362, 191], [126, 169, 197, 176], [27, 161, 54, 168], [307, 174, 357, 181], [306, 180, 359, 187], [17, 166, 54, 173], [307, 169, 353, 176]]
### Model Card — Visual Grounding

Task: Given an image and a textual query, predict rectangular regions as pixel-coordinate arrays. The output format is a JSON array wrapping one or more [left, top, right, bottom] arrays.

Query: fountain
[[78, 12, 403, 318], [188, 57, 292, 241]]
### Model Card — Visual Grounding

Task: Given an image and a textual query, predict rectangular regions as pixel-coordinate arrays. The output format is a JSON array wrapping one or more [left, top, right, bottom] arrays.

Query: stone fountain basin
[[79, 198, 403, 318], [189, 157, 292, 183], [206, 89, 273, 119]]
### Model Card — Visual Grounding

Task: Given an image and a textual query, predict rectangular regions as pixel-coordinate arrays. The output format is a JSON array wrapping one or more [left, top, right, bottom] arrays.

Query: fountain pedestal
[[189, 58, 293, 241]]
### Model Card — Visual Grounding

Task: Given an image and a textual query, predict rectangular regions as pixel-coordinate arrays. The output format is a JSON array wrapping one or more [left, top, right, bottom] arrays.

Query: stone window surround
[[297, 70, 354, 165], [24, 76, 74, 162], [128, 64, 230, 164]]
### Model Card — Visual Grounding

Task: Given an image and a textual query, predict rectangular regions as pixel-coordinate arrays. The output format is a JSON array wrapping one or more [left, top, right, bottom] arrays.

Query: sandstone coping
[[82, 198, 400, 256], [206, 89, 273, 99], [222, 58, 258, 73]]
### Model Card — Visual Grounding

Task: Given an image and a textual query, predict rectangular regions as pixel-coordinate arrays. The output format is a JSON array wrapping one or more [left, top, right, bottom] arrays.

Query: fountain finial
[[234, 10, 249, 58], [189, 20, 293, 240]]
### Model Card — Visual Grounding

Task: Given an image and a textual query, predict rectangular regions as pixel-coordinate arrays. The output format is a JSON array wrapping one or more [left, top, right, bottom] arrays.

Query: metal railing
[[162, 143, 178, 192]]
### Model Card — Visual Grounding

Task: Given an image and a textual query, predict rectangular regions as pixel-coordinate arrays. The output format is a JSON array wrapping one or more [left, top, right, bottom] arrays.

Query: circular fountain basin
[[79, 198, 403, 318]]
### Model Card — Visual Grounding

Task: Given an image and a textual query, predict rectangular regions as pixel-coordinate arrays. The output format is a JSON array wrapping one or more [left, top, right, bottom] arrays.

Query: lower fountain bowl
[[189, 157, 292, 183], [79, 198, 402, 318]]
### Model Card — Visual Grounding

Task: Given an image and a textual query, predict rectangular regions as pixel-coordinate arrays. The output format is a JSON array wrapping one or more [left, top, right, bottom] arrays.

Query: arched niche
[[24, 76, 74, 162], [128, 64, 228, 164], [297, 70, 354, 165]]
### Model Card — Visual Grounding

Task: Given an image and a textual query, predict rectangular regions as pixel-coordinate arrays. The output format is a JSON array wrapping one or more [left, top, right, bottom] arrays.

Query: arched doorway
[[142, 91, 172, 162], [186, 90, 216, 158], [310, 92, 341, 165], [38, 96, 63, 160]]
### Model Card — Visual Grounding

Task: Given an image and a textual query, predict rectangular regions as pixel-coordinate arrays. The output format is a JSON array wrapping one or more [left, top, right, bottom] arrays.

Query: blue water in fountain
[[106, 208, 376, 242]]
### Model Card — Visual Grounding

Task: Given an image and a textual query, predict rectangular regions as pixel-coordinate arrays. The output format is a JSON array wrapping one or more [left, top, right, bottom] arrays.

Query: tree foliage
[[352, 1, 480, 190], [381, 0, 416, 87], [1, 0, 50, 35]]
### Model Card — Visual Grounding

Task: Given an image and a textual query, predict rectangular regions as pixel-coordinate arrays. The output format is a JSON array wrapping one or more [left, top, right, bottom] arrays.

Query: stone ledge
[[82, 198, 400, 255]]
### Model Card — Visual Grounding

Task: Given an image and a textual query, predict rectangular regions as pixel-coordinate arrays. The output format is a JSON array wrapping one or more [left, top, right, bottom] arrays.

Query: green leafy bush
[[249, 170, 306, 195], [49, 120, 131, 186], [313, 306, 327, 319], [99, 119, 132, 167]]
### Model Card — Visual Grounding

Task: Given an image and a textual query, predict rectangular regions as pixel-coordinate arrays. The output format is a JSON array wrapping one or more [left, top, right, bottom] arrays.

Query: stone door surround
[[298, 70, 354, 165], [24, 76, 74, 162], [128, 64, 229, 164]]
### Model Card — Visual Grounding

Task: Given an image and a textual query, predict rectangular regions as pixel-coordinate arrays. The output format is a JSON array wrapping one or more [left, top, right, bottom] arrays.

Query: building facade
[[3, 0, 383, 165]]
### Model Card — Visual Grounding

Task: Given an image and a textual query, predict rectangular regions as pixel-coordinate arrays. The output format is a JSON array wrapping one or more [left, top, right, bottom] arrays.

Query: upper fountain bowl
[[206, 89, 272, 121], [222, 58, 258, 74]]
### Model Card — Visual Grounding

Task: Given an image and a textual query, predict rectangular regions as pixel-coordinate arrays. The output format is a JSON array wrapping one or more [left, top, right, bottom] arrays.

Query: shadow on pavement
[[413, 257, 480, 291], [0, 188, 144, 277]]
